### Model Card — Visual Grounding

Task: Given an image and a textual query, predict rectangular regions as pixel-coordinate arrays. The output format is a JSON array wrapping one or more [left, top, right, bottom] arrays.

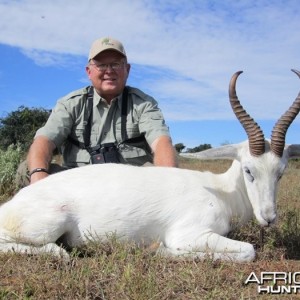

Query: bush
[[0, 106, 50, 152], [0, 144, 24, 198], [185, 143, 212, 153]]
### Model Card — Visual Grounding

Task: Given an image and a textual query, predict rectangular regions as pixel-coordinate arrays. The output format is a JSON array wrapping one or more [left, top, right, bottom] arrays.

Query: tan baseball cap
[[88, 37, 127, 60]]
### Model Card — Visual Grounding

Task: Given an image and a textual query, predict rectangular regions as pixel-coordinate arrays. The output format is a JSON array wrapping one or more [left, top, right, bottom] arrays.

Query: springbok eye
[[244, 167, 254, 182]]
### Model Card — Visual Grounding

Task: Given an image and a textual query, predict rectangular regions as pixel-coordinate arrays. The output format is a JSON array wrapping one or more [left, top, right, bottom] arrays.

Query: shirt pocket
[[116, 121, 140, 140], [72, 125, 99, 145]]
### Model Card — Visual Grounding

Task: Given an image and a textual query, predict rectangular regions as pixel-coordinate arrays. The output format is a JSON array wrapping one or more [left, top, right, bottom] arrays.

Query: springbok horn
[[270, 69, 300, 157], [229, 71, 265, 157]]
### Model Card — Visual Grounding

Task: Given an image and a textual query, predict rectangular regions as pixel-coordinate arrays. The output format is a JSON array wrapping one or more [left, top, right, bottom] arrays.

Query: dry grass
[[0, 158, 300, 299]]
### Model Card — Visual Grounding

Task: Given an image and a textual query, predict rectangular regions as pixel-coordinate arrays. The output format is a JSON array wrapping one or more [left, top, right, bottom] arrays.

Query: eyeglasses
[[89, 61, 125, 72]]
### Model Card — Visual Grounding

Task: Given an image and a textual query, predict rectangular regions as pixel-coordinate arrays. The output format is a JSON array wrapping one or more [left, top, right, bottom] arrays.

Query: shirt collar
[[93, 89, 122, 107]]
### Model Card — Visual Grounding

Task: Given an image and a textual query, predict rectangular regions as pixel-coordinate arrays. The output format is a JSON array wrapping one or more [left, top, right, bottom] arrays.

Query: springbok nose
[[267, 215, 276, 226]]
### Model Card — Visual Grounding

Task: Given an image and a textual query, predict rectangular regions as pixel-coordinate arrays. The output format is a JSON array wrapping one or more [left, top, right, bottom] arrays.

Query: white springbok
[[0, 70, 300, 262]]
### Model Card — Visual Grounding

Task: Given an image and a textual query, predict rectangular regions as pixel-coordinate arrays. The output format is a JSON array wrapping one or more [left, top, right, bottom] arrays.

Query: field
[[0, 158, 300, 299]]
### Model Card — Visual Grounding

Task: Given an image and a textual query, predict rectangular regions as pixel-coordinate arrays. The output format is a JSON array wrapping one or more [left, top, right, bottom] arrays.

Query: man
[[25, 37, 177, 185]]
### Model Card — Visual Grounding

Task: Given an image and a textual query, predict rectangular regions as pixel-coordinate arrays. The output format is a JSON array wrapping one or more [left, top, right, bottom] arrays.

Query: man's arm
[[151, 135, 178, 167], [27, 136, 56, 184]]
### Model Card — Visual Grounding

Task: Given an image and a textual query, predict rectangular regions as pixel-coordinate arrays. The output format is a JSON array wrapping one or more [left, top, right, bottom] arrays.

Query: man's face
[[86, 50, 130, 101]]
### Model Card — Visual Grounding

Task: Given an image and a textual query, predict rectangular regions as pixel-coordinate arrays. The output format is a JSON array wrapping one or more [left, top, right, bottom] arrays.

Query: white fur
[[0, 140, 299, 262]]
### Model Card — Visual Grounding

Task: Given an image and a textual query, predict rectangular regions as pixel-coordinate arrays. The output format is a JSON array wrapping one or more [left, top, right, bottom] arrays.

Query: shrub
[[0, 106, 50, 152], [0, 144, 24, 198]]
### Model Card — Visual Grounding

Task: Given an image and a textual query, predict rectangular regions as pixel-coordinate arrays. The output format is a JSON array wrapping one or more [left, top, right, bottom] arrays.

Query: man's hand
[[27, 136, 56, 184]]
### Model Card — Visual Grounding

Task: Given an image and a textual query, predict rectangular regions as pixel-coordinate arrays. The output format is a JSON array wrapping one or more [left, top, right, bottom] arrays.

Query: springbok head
[[228, 69, 300, 225]]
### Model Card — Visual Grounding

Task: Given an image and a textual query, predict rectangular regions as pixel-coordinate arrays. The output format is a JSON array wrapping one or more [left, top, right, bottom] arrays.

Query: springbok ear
[[286, 144, 300, 158], [180, 144, 240, 160]]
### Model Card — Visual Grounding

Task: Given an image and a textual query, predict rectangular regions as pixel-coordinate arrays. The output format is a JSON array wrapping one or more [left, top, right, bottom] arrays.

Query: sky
[[0, 0, 299, 149]]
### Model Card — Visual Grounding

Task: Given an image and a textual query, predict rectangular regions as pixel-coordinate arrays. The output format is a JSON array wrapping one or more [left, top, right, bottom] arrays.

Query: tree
[[186, 143, 212, 153], [0, 106, 50, 152], [174, 143, 185, 153]]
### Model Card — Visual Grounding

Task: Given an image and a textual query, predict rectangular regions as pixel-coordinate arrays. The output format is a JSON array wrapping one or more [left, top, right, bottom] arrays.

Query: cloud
[[20, 49, 82, 67], [0, 0, 299, 121]]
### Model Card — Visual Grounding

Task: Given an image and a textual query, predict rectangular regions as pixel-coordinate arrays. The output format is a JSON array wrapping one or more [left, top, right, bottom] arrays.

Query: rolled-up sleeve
[[35, 100, 74, 148], [134, 92, 171, 146]]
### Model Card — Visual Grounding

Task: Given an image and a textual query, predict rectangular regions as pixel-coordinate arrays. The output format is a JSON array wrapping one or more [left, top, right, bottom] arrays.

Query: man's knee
[[15, 160, 30, 189]]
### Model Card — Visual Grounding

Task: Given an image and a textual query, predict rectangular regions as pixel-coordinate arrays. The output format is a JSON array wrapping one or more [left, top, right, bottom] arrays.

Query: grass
[[0, 157, 300, 299], [0, 144, 23, 200]]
